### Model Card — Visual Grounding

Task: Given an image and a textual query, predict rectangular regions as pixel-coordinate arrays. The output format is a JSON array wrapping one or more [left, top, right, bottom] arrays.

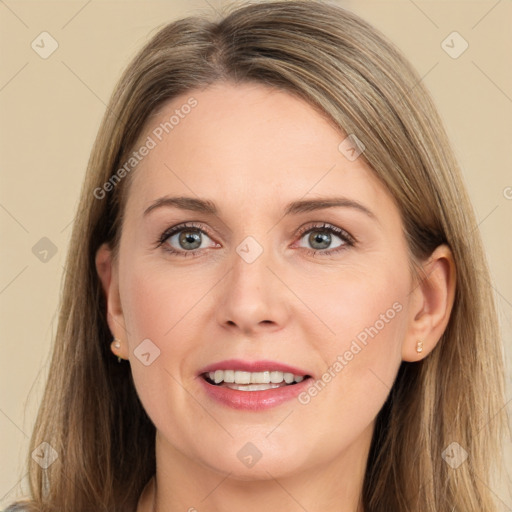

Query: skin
[[96, 81, 456, 512]]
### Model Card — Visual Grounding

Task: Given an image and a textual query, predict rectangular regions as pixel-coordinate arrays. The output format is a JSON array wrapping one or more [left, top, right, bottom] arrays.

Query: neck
[[138, 424, 372, 512]]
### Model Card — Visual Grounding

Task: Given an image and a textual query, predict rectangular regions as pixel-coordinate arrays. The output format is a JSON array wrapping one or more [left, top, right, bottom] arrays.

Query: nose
[[215, 238, 291, 337]]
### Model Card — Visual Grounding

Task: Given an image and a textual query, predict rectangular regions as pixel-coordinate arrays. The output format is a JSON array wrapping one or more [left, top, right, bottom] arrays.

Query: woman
[[5, 1, 507, 511]]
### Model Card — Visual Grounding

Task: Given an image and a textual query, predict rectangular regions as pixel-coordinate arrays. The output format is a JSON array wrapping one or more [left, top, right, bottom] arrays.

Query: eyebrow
[[143, 196, 376, 220]]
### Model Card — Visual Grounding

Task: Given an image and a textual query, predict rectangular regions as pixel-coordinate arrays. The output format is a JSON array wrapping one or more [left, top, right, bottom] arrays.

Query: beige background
[[1, 0, 511, 508]]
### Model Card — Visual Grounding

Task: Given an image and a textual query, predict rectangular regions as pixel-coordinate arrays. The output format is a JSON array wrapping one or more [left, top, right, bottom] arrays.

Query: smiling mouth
[[201, 370, 312, 391]]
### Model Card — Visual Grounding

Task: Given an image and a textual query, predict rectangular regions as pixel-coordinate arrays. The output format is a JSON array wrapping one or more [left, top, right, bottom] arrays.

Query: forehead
[[124, 81, 396, 221]]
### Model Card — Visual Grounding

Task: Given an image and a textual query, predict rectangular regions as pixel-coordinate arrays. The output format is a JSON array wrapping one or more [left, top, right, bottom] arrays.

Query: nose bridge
[[216, 231, 288, 333], [229, 233, 273, 300]]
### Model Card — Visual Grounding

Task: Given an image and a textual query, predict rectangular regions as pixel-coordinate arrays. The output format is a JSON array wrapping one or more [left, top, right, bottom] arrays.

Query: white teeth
[[223, 369, 235, 383], [270, 371, 282, 383], [225, 383, 283, 391], [251, 371, 270, 384], [234, 370, 251, 384], [205, 370, 306, 385]]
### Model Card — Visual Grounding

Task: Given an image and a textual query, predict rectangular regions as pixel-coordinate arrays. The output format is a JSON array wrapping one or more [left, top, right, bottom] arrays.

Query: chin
[[194, 437, 309, 481]]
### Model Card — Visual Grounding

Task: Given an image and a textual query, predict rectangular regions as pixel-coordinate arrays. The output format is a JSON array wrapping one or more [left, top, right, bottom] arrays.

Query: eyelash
[[154, 221, 356, 258]]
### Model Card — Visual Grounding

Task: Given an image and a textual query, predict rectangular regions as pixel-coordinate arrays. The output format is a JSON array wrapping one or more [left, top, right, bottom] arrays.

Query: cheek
[[118, 261, 198, 425], [120, 257, 203, 343], [297, 260, 408, 357], [327, 299, 405, 410], [294, 263, 408, 427]]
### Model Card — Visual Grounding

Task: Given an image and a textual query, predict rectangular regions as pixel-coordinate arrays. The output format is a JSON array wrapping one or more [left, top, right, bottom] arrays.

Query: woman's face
[[102, 81, 418, 479]]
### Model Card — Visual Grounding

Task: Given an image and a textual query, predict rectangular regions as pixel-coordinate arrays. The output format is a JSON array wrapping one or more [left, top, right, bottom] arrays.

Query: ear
[[95, 242, 129, 360], [402, 244, 456, 362]]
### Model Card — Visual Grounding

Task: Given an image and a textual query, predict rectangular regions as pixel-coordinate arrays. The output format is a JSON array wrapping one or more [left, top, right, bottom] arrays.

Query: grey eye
[[166, 229, 212, 251], [299, 229, 345, 251]]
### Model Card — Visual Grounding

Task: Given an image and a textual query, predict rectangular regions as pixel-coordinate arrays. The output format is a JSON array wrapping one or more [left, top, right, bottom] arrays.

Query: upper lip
[[198, 359, 312, 377]]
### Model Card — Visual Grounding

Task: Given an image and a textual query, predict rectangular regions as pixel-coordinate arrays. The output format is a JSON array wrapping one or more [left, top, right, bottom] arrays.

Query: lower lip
[[198, 376, 312, 410]]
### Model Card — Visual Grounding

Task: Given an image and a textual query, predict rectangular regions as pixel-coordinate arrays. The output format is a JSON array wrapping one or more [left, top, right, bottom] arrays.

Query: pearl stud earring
[[111, 338, 123, 363]]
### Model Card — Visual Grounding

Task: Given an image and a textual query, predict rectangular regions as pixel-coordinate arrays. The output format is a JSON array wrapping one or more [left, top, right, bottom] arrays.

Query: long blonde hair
[[8, 1, 507, 510]]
